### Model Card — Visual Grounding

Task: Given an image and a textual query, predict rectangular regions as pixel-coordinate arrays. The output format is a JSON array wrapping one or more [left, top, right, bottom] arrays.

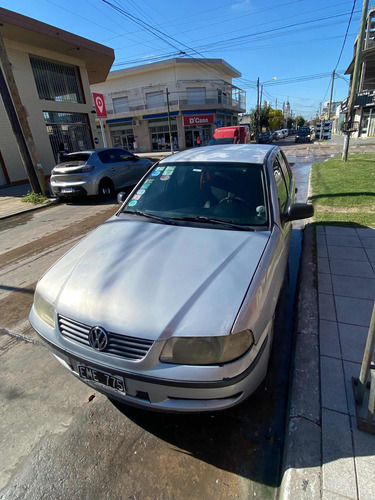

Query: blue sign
[[94, 138, 99, 144], [213, 120, 224, 126]]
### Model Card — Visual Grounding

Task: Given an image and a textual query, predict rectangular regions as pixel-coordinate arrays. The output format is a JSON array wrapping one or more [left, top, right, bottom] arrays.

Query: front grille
[[58, 315, 153, 361]]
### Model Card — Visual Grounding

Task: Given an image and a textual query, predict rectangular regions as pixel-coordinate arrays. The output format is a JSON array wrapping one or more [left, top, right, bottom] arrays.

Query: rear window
[[58, 153, 90, 165]]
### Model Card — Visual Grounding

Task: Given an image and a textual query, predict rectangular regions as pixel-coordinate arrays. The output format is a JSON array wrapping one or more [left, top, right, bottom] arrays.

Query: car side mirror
[[132, 155, 140, 161], [281, 202, 314, 222], [117, 192, 127, 204]]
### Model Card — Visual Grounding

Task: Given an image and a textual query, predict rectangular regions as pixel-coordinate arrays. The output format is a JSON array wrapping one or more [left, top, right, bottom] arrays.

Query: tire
[[98, 179, 115, 200]]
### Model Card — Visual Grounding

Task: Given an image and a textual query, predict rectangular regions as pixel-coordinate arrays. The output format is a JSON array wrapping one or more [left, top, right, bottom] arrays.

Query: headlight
[[160, 330, 254, 365], [307, 135, 310, 138], [34, 292, 55, 328]]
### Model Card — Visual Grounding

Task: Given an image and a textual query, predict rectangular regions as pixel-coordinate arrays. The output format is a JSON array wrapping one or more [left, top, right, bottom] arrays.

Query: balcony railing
[[104, 86, 246, 117]]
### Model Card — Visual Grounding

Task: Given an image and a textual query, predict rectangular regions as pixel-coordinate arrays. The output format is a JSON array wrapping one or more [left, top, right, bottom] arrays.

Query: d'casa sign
[[183, 115, 214, 126]]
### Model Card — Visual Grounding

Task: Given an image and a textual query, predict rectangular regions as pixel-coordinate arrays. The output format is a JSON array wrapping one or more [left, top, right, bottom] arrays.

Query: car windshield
[[121, 161, 268, 227], [208, 137, 235, 145]]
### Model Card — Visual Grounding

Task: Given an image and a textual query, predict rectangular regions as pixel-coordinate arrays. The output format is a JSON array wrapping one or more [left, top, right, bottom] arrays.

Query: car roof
[[159, 144, 276, 165], [64, 148, 130, 155]]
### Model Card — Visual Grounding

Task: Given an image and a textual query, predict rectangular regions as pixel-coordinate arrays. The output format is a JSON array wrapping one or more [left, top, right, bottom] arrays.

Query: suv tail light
[[77, 165, 95, 173]]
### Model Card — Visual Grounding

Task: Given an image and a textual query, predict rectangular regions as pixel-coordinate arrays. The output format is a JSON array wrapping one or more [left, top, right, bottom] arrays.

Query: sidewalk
[[0, 183, 56, 219], [281, 224, 375, 499]]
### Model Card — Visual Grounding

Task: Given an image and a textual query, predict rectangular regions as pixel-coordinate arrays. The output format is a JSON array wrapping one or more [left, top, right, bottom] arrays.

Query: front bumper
[[30, 310, 271, 413]]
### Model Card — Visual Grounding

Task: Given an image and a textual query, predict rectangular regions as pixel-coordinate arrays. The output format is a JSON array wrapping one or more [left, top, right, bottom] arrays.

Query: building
[[342, 6, 375, 137], [0, 8, 114, 186], [90, 58, 246, 152]]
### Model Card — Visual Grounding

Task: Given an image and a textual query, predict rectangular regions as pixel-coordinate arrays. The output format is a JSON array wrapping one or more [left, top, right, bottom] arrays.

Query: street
[[0, 142, 342, 499]]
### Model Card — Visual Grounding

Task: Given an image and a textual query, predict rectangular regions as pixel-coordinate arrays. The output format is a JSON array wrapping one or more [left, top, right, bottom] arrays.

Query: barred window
[[30, 56, 84, 103]]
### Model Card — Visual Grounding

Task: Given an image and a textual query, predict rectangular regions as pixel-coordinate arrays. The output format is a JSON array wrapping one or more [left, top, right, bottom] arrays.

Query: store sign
[[184, 115, 214, 126], [93, 93, 107, 118]]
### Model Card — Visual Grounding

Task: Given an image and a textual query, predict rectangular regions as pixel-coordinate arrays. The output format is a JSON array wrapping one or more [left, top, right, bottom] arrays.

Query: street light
[[256, 77, 277, 142]]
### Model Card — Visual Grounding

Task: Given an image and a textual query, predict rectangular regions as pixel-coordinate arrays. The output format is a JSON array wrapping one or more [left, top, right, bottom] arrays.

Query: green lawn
[[310, 153, 375, 227]]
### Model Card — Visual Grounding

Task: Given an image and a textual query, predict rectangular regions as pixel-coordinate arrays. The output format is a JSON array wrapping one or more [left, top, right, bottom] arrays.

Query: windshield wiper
[[122, 210, 175, 224], [171, 216, 255, 231]]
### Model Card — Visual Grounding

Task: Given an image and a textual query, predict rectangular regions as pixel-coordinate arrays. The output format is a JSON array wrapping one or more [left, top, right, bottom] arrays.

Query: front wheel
[[98, 179, 115, 200]]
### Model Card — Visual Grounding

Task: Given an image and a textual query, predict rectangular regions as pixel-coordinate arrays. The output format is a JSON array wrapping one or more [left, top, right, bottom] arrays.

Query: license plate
[[61, 187, 74, 193], [77, 364, 125, 393]]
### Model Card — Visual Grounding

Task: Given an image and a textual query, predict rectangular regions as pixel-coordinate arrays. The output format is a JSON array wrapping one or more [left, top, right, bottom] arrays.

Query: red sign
[[184, 114, 214, 126], [93, 93, 107, 118]]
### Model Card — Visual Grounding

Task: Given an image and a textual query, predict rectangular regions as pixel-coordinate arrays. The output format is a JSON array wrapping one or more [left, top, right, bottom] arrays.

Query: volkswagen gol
[[30, 145, 313, 412]]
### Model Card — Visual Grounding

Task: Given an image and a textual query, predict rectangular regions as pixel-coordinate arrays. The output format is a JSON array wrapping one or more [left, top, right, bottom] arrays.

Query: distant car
[[30, 144, 314, 413], [295, 127, 314, 143], [275, 131, 284, 140], [258, 131, 274, 144], [50, 148, 154, 199]]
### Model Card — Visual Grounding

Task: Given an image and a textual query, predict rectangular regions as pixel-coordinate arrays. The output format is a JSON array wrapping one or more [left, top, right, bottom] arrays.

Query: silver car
[[30, 145, 313, 412], [50, 148, 154, 199]]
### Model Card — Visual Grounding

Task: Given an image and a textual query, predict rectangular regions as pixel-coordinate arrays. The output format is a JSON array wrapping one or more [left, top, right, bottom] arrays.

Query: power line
[[334, 0, 357, 70]]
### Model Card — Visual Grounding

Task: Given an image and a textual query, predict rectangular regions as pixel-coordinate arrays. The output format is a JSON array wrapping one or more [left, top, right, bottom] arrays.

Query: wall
[[0, 38, 96, 183]]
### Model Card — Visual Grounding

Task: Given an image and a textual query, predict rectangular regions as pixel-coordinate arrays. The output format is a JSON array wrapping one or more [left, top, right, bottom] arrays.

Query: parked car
[[30, 144, 313, 413], [275, 130, 284, 140], [295, 127, 314, 143], [258, 131, 274, 144], [50, 148, 154, 199], [271, 131, 279, 141]]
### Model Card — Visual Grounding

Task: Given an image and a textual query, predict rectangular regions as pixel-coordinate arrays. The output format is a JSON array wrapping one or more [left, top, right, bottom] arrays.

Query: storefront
[[149, 117, 178, 151], [109, 122, 135, 150], [183, 114, 214, 147], [360, 107, 375, 137]]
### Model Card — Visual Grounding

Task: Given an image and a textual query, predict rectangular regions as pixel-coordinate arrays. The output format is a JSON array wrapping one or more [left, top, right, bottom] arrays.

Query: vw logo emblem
[[88, 326, 108, 351]]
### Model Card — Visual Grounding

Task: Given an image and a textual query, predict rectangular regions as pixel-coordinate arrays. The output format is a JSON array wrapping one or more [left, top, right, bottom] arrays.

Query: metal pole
[[100, 119, 107, 148], [356, 302, 375, 404], [166, 87, 174, 154], [0, 31, 49, 195], [328, 70, 335, 120], [343, 0, 370, 162]]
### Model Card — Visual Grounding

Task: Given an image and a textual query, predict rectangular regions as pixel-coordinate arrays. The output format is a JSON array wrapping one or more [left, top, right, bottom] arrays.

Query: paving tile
[[321, 356, 347, 413], [318, 244, 329, 258], [339, 323, 373, 364], [330, 259, 375, 279], [343, 360, 362, 417], [335, 296, 374, 327], [324, 227, 358, 236], [351, 416, 375, 500], [332, 275, 375, 301], [360, 237, 375, 249], [322, 409, 357, 499], [318, 257, 331, 274], [356, 227, 375, 238], [365, 248, 375, 264], [320, 320, 341, 358], [326, 235, 362, 248], [322, 489, 356, 500], [320, 293, 337, 321], [327, 246, 369, 262], [319, 273, 333, 294]]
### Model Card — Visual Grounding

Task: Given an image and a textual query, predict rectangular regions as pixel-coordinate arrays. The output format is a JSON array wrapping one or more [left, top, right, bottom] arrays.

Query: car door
[[114, 149, 150, 188], [97, 149, 122, 187]]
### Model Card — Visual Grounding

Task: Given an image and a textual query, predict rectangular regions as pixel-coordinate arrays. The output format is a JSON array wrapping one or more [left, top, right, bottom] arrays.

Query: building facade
[[0, 8, 114, 186], [90, 58, 246, 152], [342, 6, 375, 137]]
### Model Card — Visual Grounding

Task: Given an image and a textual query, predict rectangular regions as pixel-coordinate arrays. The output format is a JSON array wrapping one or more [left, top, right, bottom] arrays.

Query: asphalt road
[[0, 142, 326, 499]]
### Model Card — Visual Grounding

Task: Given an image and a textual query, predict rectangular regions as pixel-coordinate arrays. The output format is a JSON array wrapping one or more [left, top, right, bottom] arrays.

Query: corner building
[[90, 58, 246, 152]]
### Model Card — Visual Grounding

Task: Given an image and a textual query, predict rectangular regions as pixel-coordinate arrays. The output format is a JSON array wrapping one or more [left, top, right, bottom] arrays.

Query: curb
[[279, 224, 321, 499], [0, 198, 59, 221]]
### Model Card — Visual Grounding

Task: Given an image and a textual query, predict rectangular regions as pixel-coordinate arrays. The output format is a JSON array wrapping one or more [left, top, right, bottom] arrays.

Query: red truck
[[208, 126, 251, 146]]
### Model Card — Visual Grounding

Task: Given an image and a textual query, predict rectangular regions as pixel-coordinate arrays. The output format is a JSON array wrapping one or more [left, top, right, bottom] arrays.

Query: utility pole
[[166, 87, 174, 154], [0, 31, 49, 195], [342, 0, 370, 162], [328, 69, 335, 120], [256, 77, 260, 142]]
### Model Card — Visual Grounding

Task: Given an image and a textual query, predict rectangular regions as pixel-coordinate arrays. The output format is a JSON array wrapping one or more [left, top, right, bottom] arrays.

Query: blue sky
[[2, 0, 372, 119]]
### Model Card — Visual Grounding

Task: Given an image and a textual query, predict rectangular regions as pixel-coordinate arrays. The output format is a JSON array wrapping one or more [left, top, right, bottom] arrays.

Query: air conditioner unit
[[132, 119, 140, 126]]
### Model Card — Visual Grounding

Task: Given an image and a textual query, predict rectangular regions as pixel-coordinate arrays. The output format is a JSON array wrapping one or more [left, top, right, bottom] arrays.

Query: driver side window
[[273, 159, 288, 213]]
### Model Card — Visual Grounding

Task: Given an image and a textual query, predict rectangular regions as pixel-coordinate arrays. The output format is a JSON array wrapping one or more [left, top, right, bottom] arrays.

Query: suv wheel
[[98, 179, 115, 200]]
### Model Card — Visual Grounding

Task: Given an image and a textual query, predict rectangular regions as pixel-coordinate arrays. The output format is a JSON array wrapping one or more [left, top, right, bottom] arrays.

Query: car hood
[[38, 217, 270, 341]]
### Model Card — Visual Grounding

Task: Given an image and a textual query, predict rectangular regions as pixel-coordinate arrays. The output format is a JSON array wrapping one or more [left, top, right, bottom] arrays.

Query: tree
[[269, 109, 283, 130], [248, 105, 271, 130], [296, 116, 306, 127]]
